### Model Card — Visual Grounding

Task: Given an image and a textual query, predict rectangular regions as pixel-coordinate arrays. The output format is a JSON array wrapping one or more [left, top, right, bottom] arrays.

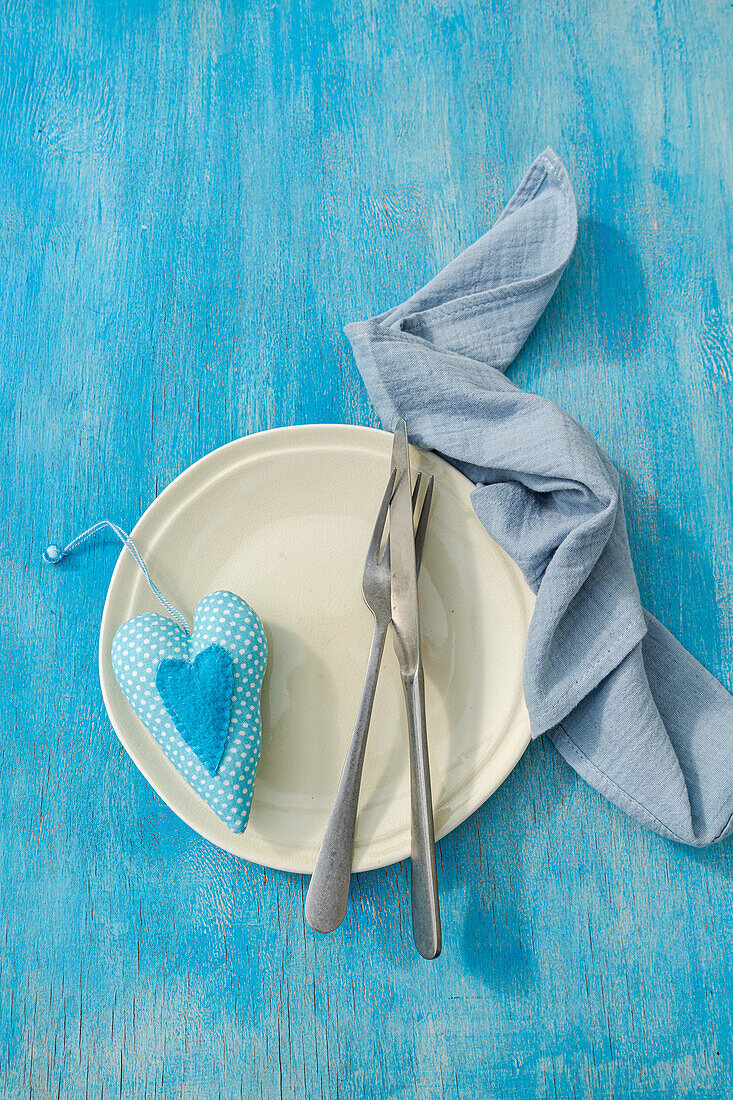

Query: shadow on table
[[346, 738, 563, 987], [619, 463, 725, 682], [437, 738, 557, 989], [511, 214, 651, 387]]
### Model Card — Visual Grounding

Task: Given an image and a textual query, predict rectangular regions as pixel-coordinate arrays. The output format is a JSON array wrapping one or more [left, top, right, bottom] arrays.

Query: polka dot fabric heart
[[112, 591, 267, 833]]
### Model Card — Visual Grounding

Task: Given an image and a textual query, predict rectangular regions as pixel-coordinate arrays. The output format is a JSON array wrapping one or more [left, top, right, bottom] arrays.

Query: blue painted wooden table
[[2, 1, 732, 1096]]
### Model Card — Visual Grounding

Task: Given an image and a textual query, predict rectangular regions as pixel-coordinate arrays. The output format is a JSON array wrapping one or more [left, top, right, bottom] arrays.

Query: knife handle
[[305, 619, 388, 934], [403, 665, 442, 959]]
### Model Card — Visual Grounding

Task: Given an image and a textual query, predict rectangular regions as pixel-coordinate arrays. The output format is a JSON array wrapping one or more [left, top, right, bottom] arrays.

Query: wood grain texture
[[1, 0, 732, 1096]]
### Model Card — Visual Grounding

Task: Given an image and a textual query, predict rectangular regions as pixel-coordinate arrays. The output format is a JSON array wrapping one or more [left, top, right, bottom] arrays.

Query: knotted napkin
[[345, 148, 733, 847]]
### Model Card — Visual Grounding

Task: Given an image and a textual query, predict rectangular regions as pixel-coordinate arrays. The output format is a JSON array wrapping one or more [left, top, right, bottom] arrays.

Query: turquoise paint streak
[[1, 0, 732, 1096]]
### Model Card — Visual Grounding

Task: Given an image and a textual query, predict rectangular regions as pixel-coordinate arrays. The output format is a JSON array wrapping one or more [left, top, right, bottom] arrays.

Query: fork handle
[[305, 619, 388, 933]]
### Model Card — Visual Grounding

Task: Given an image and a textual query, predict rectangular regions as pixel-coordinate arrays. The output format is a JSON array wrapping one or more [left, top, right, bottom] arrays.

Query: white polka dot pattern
[[111, 591, 267, 833]]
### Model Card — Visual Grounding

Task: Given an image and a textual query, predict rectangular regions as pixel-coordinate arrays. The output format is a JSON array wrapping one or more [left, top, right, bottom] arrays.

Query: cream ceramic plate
[[99, 425, 534, 873]]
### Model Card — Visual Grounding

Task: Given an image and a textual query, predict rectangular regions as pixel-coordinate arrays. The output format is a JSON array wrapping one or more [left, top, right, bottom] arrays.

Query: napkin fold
[[345, 148, 733, 846]]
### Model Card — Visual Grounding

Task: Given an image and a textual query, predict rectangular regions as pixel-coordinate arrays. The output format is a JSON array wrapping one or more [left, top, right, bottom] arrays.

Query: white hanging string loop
[[43, 520, 191, 634]]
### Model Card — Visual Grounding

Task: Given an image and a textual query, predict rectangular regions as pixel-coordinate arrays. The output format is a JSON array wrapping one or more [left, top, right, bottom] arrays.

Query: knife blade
[[389, 422, 420, 676], [389, 420, 442, 959]]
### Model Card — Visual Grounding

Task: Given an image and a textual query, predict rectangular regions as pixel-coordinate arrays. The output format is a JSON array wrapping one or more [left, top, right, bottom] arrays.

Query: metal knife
[[389, 419, 441, 959]]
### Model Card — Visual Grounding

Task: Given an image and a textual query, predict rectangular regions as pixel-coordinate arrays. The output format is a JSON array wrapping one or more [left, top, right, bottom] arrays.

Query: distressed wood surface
[[2, 0, 733, 1096]]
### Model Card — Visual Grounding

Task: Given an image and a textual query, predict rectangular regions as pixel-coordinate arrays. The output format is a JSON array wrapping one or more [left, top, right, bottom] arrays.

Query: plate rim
[[99, 423, 532, 873]]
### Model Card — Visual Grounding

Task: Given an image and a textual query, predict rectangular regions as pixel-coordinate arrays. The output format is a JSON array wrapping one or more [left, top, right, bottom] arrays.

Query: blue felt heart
[[156, 644, 234, 776], [111, 591, 267, 833]]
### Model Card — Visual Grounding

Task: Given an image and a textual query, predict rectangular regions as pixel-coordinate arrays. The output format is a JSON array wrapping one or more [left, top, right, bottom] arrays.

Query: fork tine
[[365, 468, 396, 573], [378, 471, 427, 568], [414, 474, 434, 572], [411, 471, 423, 511]]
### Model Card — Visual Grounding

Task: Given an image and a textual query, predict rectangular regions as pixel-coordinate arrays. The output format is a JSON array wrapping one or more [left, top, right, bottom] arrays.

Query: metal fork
[[305, 467, 434, 934]]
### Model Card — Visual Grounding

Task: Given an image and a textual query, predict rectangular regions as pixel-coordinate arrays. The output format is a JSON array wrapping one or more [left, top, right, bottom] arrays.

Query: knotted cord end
[[43, 544, 64, 565]]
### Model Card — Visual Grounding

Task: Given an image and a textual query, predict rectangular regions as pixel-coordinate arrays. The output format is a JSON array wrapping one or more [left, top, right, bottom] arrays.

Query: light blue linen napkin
[[345, 148, 733, 847]]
